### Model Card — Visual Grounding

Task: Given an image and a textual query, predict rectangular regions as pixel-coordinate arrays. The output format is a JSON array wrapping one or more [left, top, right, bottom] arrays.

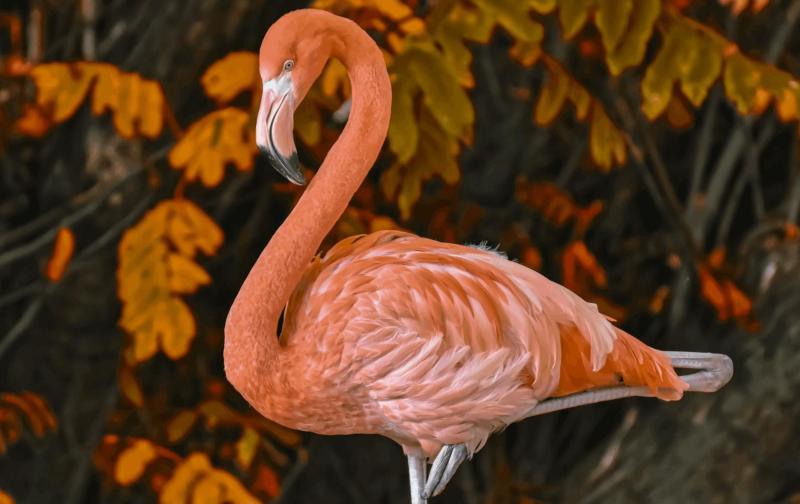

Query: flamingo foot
[[407, 454, 427, 504], [665, 351, 733, 392], [422, 444, 468, 498]]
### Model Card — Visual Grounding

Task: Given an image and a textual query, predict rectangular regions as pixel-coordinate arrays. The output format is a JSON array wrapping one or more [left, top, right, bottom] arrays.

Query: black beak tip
[[259, 145, 305, 186]]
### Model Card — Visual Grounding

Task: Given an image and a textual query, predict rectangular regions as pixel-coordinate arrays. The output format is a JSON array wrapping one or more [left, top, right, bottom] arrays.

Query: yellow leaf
[[114, 439, 157, 486], [320, 58, 350, 99], [30, 63, 94, 122], [724, 53, 760, 114], [384, 108, 459, 220], [294, 100, 322, 146], [157, 296, 196, 360], [680, 29, 723, 107], [589, 101, 627, 171], [530, 0, 556, 14], [605, 0, 660, 76], [86, 62, 165, 139], [235, 427, 260, 470], [641, 22, 685, 119], [397, 43, 474, 141], [368, 0, 413, 20], [201, 52, 259, 104], [167, 410, 198, 443], [559, 0, 595, 39], [168, 108, 255, 187], [197, 400, 238, 427], [509, 40, 542, 68], [595, 0, 633, 53], [46, 227, 75, 282], [117, 200, 222, 364], [161, 452, 260, 504], [167, 253, 211, 294], [387, 78, 419, 164], [170, 200, 224, 258], [119, 367, 144, 407], [534, 61, 569, 125], [777, 86, 798, 122]]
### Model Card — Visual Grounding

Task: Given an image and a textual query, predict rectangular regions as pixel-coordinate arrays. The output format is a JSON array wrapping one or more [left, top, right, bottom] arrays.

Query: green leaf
[[388, 78, 420, 164], [559, 0, 595, 39], [596, 0, 633, 53], [606, 0, 660, 76]]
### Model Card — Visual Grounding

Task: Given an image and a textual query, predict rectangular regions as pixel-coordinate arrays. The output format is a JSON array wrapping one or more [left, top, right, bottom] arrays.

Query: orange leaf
[[160, 452, 260, 504], [168, 108, 255, 187], [0, 490, 14, 504], [253, 465, 281, 498], [119, 367, 144, 407], [166, 411, 198, 443], [46, 228, 75, 282], [563, 241, 607, 290], [201, 52, 260, 104], [13, 105, 51, 137], [515, 181, 603, 234], [117, 200, 222, 364], [114, 439, 157, 486]]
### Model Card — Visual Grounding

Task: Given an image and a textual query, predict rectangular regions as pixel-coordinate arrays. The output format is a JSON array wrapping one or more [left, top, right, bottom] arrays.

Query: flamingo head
[[257, 10, 334, 185]]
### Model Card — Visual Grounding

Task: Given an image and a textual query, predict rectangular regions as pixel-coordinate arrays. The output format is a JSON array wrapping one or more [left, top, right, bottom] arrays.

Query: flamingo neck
[[223, 20, 391, 404]]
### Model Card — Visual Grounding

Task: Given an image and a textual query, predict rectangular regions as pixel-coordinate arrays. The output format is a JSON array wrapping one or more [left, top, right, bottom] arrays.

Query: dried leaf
[[115, 439, 157, 486], [119, 367, 144, 407], [167, 411, 198, 443], [589, 102, 627, 171], [45, 227, 75, 282], [562, 240, 608, 292], [13, 104, 51, 137], [160, 452, 260, 504], [118, 200, 223, 364], [235, 427, 260, 470], [0, 392, 57, 452], [168, 108, 256, 187], [605, 0, 660, 76], [558, 0, 595, 39], [641, 18, 724, 118], [515, 181, 603, 234], [201, 52, 259, 104]]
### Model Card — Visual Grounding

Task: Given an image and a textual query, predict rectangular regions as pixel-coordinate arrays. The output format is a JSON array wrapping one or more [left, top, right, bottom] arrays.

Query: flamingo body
[[251, 230, 686, 457]]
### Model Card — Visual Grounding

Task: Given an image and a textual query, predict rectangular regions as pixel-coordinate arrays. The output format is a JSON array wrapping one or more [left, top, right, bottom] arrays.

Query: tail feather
[[554, 326, 688, 401]]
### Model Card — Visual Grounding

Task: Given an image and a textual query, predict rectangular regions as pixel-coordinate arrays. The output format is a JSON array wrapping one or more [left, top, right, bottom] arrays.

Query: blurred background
[[1, 0, 799, 502]]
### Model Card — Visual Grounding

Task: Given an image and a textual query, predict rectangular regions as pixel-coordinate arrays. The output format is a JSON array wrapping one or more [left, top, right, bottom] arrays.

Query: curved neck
[[224, 19, 391, 400]]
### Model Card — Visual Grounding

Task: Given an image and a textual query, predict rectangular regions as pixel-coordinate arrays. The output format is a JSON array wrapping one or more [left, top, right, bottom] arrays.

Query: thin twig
[[0, 167, 144, 269], [715, 119, 775, 247], [686, 87, 721, 217], [0, 295, 46, 359], [0, 283, 42, 310]]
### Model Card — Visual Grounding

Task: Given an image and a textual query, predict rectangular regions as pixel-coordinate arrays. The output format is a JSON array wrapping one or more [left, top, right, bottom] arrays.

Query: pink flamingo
[[225, 9, 733, 502]]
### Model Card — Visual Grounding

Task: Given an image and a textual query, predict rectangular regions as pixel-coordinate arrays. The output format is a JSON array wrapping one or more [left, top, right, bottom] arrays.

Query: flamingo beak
[[256, 74, 304, 185]]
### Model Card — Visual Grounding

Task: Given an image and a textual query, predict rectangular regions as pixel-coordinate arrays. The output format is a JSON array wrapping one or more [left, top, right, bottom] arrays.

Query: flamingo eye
[[283, 59, 294, 72]]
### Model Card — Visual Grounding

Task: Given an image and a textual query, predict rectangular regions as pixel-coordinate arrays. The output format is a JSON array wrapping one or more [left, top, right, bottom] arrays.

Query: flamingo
[[224, 9, 733, 503]]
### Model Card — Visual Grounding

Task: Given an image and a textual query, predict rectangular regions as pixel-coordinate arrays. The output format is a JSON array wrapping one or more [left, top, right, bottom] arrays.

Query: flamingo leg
[[422, 444, 468, 498], [408, 454, 428, 504]]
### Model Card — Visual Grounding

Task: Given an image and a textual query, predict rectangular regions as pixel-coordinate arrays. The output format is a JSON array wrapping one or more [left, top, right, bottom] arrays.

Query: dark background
[[1, 0, 800, 503]]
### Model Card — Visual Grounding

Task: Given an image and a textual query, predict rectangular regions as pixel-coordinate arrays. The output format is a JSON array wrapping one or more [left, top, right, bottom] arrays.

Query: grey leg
[[665, 351, 733, 392], [423, 444, 468, 498], [408, 454, 427, 504]]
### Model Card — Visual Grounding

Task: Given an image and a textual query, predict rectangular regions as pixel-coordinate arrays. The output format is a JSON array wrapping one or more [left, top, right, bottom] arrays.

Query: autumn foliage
[[2, 0, 800, 502]]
